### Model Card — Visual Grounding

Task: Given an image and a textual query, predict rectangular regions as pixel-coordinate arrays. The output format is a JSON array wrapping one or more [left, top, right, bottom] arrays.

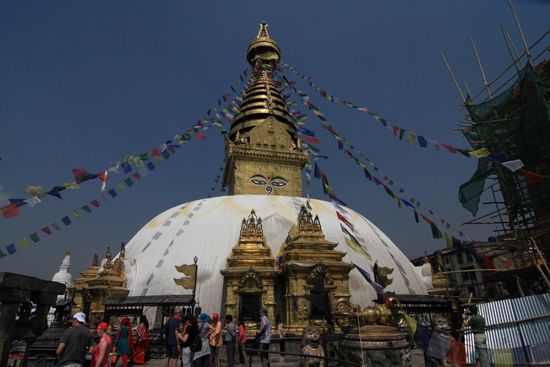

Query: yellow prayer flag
[[154, 156, 163, 165], [133, 157, 144, 167], [344, 237, 372, 259], [63, 182, 80, 190], [313, 110, 324, 116], [174, 135, 182, 139], [469, 148, 490, 158], [396, 197, 402, 209], [71, 211, 82, 219], [25, 186, 47, 199], [213, 104, 217, 111], [406, 132, 416, 144], [402, 313, 417, 341], [443, 231, 452, 249], [18, 238, 28, 248], [116, 183, 126, 190], [124, 155, 134, 164]]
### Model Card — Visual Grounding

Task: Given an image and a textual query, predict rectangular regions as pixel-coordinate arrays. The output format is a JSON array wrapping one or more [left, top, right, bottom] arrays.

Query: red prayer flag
[[95, 171, 109, 183], [393, 126, 399, 136], [304, 136, 319, 145], [132, 172, 141, 180], [150, 148, 161, 157], [41, 227, 53, 235], [446, 340, 466, 367], [90, 200, 100, 208], [72, 168, 90, 183], [336, 212, 354, 232], [195, 132, 205, 140], [521, 169, 545, 183], [482, 255, 496, 270], [1, 203, 21, 219], [441, 144, 457, 153]]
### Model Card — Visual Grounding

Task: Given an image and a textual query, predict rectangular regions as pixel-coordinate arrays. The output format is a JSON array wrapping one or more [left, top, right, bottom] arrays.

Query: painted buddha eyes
[[249, 174, 288, 194]]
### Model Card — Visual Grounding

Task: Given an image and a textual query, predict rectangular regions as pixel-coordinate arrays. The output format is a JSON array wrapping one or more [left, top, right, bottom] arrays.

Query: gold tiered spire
[[223, 20, 306, 197]]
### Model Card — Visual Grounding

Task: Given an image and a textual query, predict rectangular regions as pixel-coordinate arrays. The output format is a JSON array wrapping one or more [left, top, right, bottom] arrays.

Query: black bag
[[190, 324, 203, 352]]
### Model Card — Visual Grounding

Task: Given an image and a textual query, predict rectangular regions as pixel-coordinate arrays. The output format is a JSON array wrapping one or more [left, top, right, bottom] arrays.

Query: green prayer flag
[[124, 178, 134, 187], [139, 153, 150, 161], [29, 232, 40, 243], [81, 205, 92, 214], [431, 223, 443, 239]]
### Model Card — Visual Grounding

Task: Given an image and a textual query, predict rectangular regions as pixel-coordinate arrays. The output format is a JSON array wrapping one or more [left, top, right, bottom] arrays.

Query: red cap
[[95, 322, 109, 332], [213, 313, 219, 319]]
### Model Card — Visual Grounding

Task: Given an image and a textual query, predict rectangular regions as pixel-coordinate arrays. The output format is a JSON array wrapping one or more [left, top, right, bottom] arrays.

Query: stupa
[[116, 20, 428, 334]]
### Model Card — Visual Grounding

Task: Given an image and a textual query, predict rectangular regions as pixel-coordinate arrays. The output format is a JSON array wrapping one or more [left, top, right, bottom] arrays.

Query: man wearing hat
[[165, 308, 183, 367], [90, 322, 113, 367], [56, 312, 94, 367], [205, 313, 222, 367]]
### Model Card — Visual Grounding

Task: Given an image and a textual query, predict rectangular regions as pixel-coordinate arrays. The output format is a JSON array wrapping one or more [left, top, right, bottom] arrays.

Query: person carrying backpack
[[177, 315, 198, 367]]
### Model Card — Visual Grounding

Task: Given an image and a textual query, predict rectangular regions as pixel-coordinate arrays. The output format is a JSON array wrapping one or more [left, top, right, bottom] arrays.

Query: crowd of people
[[55, 307, 269, 367]]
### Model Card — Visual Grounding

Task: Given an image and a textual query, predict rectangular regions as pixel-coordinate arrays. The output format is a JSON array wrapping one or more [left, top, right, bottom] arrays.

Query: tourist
[[177, 314, 198, 367], [225, 315, 237, 367], [206, 313, 222, 367], [193, 313, 211, 367], [463, 305, 489, 367], [90, 322, 113, 367], [257, 307, 271, 367], [235, 317, 247, 366], [132, 315, 150, 364], [113, 317, 133, 367], [55, 312, 94, 367], [165, 308, 183, 367]]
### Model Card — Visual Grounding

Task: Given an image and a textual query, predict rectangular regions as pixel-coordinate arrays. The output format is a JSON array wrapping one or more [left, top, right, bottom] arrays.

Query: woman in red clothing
[[132, 315, 150, 364], [91, 322, 113, 367], [235, 317, 247, 366]]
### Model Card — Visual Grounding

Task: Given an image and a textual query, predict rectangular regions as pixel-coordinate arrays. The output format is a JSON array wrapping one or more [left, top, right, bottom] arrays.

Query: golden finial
[[105, 246, 112, 264], [257, 19, 270, 39], [92, 253, 98, 267], [67, 250, 70, 255], [120, 241, 125, 259]]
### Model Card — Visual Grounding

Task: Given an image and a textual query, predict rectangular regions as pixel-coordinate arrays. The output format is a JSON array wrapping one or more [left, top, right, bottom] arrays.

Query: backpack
[[162, 321, 170, 342], [190, 324, 203, 352]]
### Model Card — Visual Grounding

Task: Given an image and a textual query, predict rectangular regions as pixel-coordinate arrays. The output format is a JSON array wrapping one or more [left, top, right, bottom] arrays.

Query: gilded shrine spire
[[222, 20, 306, 197]]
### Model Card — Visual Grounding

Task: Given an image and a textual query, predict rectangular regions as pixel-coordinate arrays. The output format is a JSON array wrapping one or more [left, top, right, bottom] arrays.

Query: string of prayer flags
[[282, 71, 467, 242], [280, 62, 476, 158]]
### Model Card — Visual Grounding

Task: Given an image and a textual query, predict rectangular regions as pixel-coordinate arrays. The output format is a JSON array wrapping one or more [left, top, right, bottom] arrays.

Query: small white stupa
[[48, 250, 74, 324]]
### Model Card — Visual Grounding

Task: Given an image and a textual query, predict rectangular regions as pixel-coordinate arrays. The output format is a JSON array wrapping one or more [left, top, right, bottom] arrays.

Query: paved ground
[[139, 349, 425, 367]]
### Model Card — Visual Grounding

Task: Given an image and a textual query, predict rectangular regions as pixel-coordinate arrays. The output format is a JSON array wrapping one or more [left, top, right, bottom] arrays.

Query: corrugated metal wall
[[464, 293, 550, 363]]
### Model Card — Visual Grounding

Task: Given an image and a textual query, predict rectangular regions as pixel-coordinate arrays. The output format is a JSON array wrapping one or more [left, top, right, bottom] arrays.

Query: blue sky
[[1, 1, 549, 280]]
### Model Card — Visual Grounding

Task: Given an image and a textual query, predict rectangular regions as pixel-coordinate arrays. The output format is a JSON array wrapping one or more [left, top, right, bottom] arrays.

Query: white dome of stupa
[[52, 250, 74, 286], [122, 195, 427, 316]]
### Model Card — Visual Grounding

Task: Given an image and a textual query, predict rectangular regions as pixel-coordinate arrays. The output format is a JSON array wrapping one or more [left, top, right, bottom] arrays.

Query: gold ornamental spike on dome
[[247, 19, 281, 65]]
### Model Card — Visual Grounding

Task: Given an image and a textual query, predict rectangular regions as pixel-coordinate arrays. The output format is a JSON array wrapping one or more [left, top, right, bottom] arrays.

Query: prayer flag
[[429, 139, 441, 152], [402, 313, 417, 341], [147, 162, 155, 170], [150, 148, 161, 157], [406, 132, 416, 144], [139, 167, 149, 177], [29, 233, 40, 243], [51, 222, 61, 230], [417, 135, 428, 148], [25, 196, 41, 207], [81, 205, 91, 214], [195, 132, 205, 140], [72, 168, 92, 183], [441, 144, 457, 153], [62, 216, 71, 226], [501, 159, 524, 172], [124, 178, 133, 187], [109, 161, 121, 173], [1, 204, 21, 219], [18, 238, 28, 248], [122, 163, 132, 173], [64, 182, 79, 190], [95, 171, 109, 183], [469, 148, 490, 158], [116, 183, 125, 190], [41, 227, 52, 235], [133, 157, 144, 167], [161, 151, 170, 159], [71, 211, 82, 218], [25, 186, 47, 199], [132, 172, 141, 180], [46, 189, 63, 200], [7, 244, 17, 254], [108, 189, 118, 198], [522, 169, 545, 183], [304, 136, 319, 145], [337, 212, 353, 232], [90, 199, 100, 208]]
